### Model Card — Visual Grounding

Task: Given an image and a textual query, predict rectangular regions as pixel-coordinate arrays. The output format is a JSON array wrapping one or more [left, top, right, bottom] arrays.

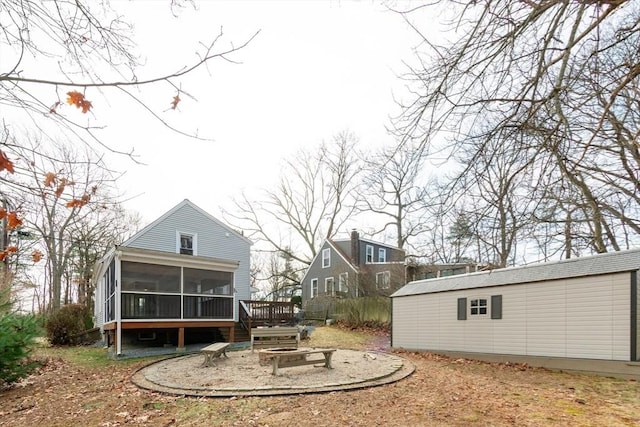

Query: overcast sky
[[57, 1, 427, 231]]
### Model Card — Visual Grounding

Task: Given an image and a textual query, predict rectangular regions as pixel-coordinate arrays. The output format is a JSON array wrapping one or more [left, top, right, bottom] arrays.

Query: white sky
[[97, 1, 423, 226]]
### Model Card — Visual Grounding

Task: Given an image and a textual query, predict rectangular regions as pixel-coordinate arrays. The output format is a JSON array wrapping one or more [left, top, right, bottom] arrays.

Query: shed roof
[[391, 248, 640, 298]]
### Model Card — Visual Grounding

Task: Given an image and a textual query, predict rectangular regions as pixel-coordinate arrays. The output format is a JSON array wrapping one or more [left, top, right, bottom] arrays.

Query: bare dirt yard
[[1, 325, 639, 426]]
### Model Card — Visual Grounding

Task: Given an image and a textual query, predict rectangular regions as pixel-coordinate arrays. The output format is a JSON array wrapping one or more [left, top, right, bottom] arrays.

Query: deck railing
[[239, 300, 296, 330]]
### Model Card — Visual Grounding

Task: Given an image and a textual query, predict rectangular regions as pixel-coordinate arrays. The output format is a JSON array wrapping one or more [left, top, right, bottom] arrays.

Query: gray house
[[391, 249, 640, 378], [93, 199, 253, 355], [301, 230, 405, 303]]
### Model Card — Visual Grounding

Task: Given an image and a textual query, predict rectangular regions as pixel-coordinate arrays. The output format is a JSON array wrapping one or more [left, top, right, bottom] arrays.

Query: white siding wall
[[392, 272, 631, 361]]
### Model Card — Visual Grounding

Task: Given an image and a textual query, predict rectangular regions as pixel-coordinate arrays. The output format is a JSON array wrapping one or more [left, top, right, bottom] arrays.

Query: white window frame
[[311, 278, 318, 298], [375, 271, 390, 289], [378, 248, 386, 263], [366, 245, 374, 263], [338, 272, 348, 293], [176, 231, 197, 256], [470, 298, 488, 316], [322, 248, 330, 268], [325, 277, 335, 296]]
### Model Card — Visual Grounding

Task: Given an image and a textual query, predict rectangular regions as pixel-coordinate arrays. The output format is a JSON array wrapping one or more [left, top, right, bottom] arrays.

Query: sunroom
[[96, 246, 239, 355]]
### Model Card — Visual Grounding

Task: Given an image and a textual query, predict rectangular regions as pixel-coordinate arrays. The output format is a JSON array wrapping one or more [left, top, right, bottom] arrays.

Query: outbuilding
[[390, 249, 640, 378]]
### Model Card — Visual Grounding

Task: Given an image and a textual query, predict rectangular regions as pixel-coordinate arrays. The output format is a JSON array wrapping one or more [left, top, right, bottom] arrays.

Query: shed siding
[[392, 272, 631, 361]]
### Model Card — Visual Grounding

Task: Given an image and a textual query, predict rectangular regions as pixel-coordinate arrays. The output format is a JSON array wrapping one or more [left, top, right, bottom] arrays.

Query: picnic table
[[265, 348, 336, 376], [200, 342, 230, 367], [251, 326, 300, 352]]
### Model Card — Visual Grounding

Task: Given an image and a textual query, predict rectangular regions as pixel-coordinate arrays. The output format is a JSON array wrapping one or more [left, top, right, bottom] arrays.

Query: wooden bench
[[251, 327, 300, 352], [200, 342, 230, 367], [266, 348, 337, 376]]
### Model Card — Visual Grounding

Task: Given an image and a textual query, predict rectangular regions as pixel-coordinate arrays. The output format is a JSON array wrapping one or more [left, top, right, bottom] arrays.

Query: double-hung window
[[376, 271, 390, 289], [325, 277, 335, 295], [378, 248, 386, 262], [322, 248, 330, 268], [311, 278, 318, 298], [366, 245, 374, 263], [338, 272, 348, 293]]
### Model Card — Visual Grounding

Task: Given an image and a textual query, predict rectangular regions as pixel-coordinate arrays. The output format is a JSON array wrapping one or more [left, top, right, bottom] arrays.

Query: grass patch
[[306, 325, 371, 349], [33, 344, 161, 368]]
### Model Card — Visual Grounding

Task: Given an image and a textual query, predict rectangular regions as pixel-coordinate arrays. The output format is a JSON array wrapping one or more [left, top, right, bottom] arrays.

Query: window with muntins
[[325, 277, 335, 295], [322, 248, 330, 268], [470, 298, 488, 315], [338, 272, 348, 293], [366, 245, 374, 263], [375, 271, 390, 289], [378, 248, 386, 262], [311, 278, 318, 298]]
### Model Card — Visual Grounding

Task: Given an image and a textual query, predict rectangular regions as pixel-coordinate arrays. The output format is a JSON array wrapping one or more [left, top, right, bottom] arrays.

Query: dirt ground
[[1, 327, 639, 426]]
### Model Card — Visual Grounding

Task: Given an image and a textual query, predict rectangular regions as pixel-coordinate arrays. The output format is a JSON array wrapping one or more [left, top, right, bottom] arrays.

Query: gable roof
[[391, 248, 640, 298], [300, 238, 359, 284], [122, 199, 252, 247], [333, 236, 402, 251]]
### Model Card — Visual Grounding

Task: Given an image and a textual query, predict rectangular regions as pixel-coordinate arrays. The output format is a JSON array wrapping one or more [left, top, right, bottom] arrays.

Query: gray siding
[[302, 241, 356, 301]]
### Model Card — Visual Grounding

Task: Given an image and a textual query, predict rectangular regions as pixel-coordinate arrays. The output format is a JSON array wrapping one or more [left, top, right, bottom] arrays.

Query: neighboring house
[[93, 199, 252, 356], [300, 230, 406, 303], [406, 261, 485, 282], [391, 249, 640, 378]]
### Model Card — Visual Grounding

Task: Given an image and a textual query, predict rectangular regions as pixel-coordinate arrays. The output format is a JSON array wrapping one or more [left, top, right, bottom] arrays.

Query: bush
[[46, 304, 92, 346], [0, 297, 39, 387]]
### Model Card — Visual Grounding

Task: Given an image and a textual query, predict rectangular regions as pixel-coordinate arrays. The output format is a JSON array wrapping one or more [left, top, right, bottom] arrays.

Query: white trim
[[115, 256, 122, 356], [118, 246, 239, 271]]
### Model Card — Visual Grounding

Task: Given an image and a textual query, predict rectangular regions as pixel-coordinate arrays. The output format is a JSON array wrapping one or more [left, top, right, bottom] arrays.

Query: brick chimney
[[351, 229, 360, 266]]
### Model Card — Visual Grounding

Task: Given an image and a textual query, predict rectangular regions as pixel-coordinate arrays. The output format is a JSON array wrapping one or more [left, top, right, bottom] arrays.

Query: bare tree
[[0, 0, 257, 153], [396, 0, 640, 256], [10, 138, 120, 312], [359, 141, 428, 249], [225, 131, 361, 266]]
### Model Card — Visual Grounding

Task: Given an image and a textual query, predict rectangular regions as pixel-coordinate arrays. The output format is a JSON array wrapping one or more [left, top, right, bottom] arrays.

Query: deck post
[[229, 325, 235, 343], [178, 327, 185, 350]]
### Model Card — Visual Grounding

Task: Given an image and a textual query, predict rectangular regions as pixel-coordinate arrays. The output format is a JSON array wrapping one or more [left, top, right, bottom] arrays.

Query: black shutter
[[457, 297, 467, 320], [491, 295, 502, 319]]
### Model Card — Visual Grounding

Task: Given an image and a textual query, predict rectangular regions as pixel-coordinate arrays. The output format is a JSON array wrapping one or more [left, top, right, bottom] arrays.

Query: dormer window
[[378, 248, 386, 262], [365, 245, 374, 263], [177, 232, 197, 256]]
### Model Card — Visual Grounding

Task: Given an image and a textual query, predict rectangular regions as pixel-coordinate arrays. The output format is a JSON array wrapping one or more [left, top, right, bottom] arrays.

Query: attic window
[[322, 248, 330, 268], [178, 232, 196, 256]]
